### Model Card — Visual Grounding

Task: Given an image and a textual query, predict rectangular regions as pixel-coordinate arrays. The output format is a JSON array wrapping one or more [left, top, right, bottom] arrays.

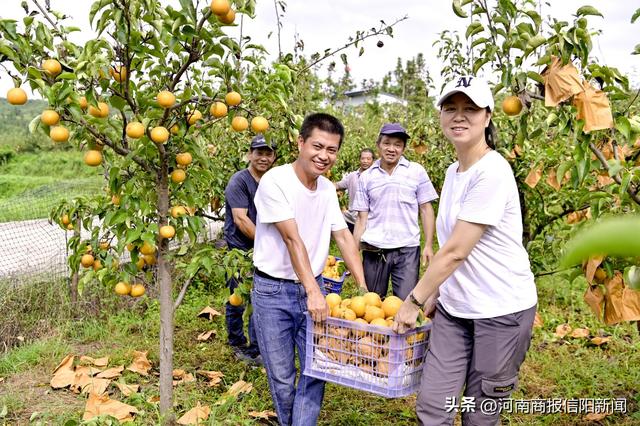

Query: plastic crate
[[322, 257, 347, 294], [303, 313, 432, 398]]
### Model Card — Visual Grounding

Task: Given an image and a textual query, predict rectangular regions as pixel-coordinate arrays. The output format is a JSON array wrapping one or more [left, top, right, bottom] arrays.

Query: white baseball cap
[[436, 76, 494, 111]]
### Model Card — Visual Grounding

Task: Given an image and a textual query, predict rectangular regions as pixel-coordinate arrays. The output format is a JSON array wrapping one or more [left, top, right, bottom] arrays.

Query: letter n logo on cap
[[455, 77, 473, 88]]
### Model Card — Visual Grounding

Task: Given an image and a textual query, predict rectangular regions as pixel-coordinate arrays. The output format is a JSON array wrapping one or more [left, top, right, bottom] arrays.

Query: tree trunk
[[157, 174, 174, 421]]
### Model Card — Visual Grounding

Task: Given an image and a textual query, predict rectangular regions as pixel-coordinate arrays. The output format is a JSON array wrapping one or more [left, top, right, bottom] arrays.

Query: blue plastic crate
[[322, 256, 346, 294], [303, 313, 432, 398]]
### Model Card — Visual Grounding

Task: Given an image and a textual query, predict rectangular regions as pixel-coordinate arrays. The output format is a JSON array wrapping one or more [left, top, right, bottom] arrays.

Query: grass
[[0, 150, 103, 222], [1, 270, 639, 425]]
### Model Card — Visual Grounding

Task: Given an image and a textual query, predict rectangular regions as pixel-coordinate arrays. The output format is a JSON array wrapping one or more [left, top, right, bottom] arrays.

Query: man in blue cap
[[223, 134, 276, 365], [353, 123, 439, 300]]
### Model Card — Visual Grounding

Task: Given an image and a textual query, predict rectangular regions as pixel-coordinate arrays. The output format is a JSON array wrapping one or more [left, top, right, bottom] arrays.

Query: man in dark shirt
[[224, 134, 276, 364]]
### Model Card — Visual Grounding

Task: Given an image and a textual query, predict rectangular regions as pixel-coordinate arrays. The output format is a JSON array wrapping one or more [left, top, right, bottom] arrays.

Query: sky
[[1, 0, 639, 97]]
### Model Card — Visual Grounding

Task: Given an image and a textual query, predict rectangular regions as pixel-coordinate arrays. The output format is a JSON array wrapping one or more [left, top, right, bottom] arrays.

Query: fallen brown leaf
[[96, 365, 124, 379], [196, 370, 224, 387], [570, 328, 590, 338], [173, 372, 195, 386], [83, 392, 138, 422], [51, 355, 76, 389], [177, 402, 211, 425], [197, 330, 216, 341], [115, 381, 140, 397], [127, 351, 152, 376], [79, 376, 111, 396], [226, 380, 252, 397], [147, 395, 160, 404], [585, 412, 609, 421], [590, 336, 611, 346], [215, 380, 253, 405], [533, 311, 544, 328], [75, 365, 103, 377], [554, 324, 572, 338], [248, 410, 278, 420], [197, 306, 222, 320], [79, 356, 109, 367]]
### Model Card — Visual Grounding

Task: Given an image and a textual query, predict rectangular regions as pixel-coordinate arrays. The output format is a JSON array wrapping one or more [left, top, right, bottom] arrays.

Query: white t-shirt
[[253, 164, 347, 280], [436, 151, 537, 318]]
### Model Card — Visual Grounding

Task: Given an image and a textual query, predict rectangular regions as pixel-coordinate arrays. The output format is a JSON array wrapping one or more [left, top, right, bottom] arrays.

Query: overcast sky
[[1, 0, 639, 97]]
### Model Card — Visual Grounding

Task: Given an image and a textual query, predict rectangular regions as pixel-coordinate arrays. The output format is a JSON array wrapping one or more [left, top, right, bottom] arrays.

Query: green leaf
[[56, 72, 76, 80], [28, 115, 40, 135], [465, 22, 483, 39], [560, 216, 640, 267], [576, 6, 603, 18], [616, 116, 631, 140], [452, 0, 468, 18], [526, 35, 546, 51], [527, 71, 544, 84], [632, 8, 640, 24], [606, 159, 623, 177]]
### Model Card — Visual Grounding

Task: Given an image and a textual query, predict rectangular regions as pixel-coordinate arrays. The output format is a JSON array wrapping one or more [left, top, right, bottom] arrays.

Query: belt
[[254, 268, 321, 284]]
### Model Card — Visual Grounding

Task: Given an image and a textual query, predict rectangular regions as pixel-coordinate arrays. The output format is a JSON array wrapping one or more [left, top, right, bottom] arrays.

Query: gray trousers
[[362, 245, 420, 300], [417, 303, 537, 426]]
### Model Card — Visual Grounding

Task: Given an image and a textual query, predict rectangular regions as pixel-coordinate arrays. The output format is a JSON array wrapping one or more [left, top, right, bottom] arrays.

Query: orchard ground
[[0, 269, 639, 425]]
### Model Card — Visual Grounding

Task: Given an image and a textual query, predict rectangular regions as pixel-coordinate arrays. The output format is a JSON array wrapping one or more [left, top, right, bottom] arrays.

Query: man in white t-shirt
[[252, 113, 367, 426]]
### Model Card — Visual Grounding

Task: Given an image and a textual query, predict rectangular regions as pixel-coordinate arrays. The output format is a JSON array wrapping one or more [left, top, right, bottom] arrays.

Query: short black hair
[[299, 113, 344, 147], [360, 148, 375, 157]]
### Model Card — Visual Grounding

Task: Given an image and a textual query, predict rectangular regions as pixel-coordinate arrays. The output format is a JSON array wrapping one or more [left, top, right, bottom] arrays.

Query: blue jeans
[[225, 275, 259, 356], [252, 273, 326, 426]]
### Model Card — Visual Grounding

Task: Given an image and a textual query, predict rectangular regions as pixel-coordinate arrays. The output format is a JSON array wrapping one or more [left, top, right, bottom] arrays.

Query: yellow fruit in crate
[[356, 336, 379, 358], [386, 319, 395, 327], [340, 298, 351, 308], [370, 318, 389, 328], [330, 305, 346, 318], [352, 318, 369, 338], [381, 295, 403, 318], [350, 296, 366, 318], [326, 255, 336, 266], [364, 305, 385, 323], [377, 355, 390, 375], [325, 293, 341, 310], [342, 308, 357, 321], [363, 292, 382, 308]]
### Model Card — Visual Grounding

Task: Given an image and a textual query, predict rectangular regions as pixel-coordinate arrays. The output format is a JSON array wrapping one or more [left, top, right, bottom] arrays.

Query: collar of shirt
[[370, 156, 410, 173]]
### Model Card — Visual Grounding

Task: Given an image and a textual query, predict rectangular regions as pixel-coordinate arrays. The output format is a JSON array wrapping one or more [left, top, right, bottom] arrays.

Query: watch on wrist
[[408, 291, 423, 308]]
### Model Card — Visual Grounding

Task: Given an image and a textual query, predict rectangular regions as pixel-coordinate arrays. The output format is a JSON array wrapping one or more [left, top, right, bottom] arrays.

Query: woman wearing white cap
[[393, 76, 538, 425]]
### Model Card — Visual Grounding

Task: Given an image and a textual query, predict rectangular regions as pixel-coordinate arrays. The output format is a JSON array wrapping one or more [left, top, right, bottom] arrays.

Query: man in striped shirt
[[353, 123, 438, 300]]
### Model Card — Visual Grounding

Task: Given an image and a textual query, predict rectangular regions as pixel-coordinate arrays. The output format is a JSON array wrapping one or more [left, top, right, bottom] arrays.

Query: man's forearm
[[282, 236, 322, 294], [334, 230, 366, 289]]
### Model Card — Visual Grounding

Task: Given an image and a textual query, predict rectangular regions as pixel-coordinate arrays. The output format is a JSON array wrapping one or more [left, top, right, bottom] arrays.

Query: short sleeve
[[254, 173, 294, 224], [329, 191, 348, 231], [415, 166, 439, 204], [335, 172, 351, 190], [351, 173, 370, 211], [225, 173, 250, 210], [457, 168, 508, 226]]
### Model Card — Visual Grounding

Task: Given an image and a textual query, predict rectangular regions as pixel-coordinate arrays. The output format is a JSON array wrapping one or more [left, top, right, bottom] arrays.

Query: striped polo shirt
[[353, 156, 438, 248]]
